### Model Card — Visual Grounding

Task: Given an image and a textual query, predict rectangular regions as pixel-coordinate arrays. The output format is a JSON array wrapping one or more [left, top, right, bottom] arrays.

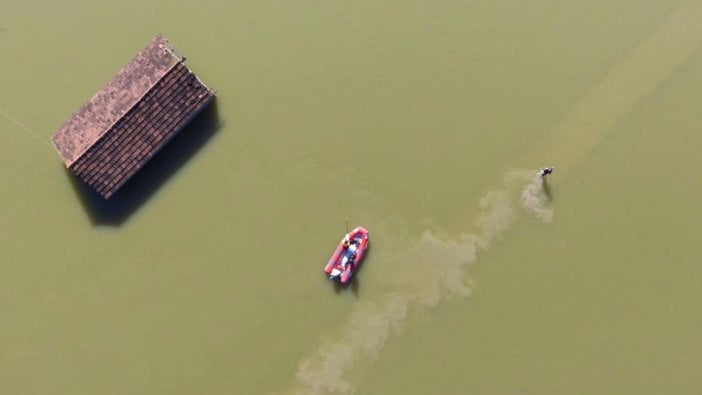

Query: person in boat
[[539, 166, 554, 177], [340, 239, 359, 269]]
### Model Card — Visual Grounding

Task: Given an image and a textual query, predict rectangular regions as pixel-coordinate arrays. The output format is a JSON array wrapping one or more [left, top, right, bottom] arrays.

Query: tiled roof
[[69, 63, 214, 198], [52, 34, 178, 166], [50, 34, 215, 199]]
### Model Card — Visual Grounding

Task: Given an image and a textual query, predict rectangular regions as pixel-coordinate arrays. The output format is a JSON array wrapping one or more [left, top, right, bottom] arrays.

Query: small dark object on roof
[[51, 34, 215, 199]]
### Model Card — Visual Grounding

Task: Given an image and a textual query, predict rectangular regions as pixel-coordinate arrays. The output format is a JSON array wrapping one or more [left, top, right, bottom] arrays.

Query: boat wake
[[520, 174, 554, 224], [287, 170, 551, 395]]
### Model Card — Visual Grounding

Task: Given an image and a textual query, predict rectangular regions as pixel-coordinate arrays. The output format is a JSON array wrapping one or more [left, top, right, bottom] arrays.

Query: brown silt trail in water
[[282, 4, 702, 394]]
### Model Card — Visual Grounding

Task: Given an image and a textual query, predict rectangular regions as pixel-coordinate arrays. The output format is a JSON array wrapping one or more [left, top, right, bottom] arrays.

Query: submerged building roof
[[51, 34, 215, 198]]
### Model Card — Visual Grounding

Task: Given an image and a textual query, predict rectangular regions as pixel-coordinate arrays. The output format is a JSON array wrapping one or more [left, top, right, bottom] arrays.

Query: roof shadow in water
[[67, 99, 223, 226]]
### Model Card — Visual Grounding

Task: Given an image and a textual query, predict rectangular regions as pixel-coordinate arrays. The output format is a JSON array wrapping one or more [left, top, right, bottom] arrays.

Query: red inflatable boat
[[324, 226, 369, 284]]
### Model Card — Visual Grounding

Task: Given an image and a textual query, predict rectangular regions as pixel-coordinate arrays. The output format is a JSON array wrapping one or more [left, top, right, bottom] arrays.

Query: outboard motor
[[329, 268, 342, 280]]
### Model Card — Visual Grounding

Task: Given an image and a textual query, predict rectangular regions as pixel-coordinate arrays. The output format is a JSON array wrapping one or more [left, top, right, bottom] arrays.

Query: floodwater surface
[[2, 1, 702, 394]]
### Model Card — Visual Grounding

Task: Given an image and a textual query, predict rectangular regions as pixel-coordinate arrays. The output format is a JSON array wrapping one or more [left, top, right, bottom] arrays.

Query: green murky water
[[3, 1, 702, 394]]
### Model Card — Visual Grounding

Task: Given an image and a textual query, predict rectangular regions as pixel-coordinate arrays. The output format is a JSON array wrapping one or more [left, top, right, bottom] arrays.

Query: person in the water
[[539, 167, 554, 177]]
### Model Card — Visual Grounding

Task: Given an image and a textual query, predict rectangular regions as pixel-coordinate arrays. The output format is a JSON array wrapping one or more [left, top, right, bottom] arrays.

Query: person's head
[[343, 239, 350, 247]]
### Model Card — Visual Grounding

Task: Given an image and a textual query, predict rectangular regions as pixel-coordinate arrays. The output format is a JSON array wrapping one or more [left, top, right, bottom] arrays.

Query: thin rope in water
[[0, 108, 53, 149]]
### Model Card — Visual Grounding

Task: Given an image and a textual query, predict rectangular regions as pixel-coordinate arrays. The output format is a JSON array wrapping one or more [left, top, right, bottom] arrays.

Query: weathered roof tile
[[51, 34, 215, 199]]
